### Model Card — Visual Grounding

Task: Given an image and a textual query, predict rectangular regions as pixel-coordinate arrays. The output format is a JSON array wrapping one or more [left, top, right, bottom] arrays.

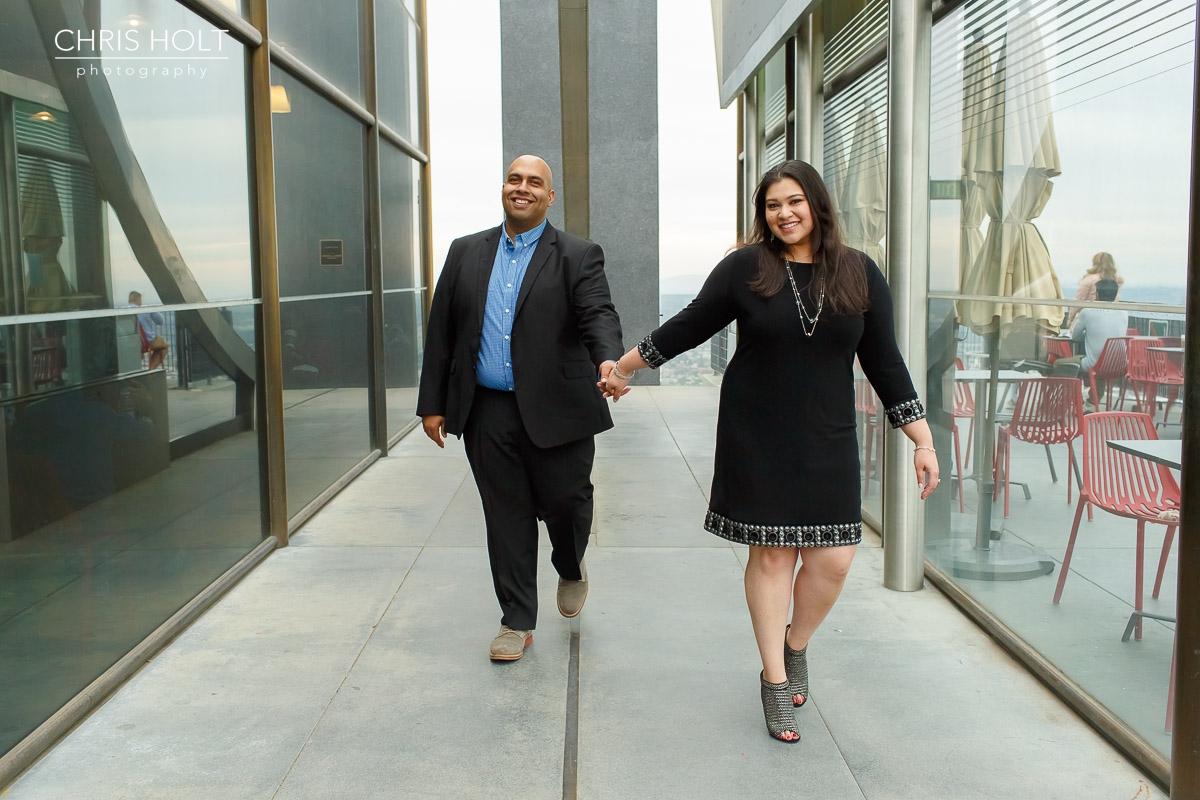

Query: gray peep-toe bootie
[[784, 624, 809, 708]]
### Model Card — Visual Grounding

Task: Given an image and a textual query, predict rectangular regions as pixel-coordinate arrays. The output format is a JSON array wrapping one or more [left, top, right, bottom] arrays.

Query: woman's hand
[[915, 448, 939, 500], [598, 361, 631, 401]]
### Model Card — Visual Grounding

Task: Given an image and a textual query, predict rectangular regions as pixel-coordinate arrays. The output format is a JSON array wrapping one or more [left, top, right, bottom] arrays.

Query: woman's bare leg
[[745, 546, 801, 681], [745, 545, 801, 740], [786, 545, 857, 703]]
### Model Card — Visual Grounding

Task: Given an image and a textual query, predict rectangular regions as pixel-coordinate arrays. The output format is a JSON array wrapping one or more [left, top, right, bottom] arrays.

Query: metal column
[[882, 0, 931, 591], [793, 19, 813, 163], [248, 0, 288, 546]]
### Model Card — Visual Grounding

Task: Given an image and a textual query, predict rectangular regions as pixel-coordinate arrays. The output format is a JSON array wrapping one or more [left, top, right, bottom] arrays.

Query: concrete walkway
[[3, 387, 1163, 799]]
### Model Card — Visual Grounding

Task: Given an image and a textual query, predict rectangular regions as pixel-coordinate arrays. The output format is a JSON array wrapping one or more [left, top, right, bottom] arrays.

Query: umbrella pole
[[949, 328, 1053, 581], [974, 329, 1001, 550]]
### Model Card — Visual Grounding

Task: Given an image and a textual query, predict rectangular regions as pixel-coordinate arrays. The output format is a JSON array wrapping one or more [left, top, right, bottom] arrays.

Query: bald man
[[417, 156, 624, 661]]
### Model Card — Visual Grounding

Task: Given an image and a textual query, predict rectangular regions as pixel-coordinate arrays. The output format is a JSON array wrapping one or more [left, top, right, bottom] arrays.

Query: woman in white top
[[1067, 252, 1124, 329]]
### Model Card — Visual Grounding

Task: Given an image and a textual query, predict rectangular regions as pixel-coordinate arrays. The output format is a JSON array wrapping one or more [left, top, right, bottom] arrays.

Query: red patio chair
[[993, 378, 1084, 517], [1086, 337, 1130, 410], [1052, 412, 1180, 641], [1042, 336, 1073, 363], [1147, 347, 1184, 426], [30, 337, 64, 387], [1117, 337, 1160, 417]]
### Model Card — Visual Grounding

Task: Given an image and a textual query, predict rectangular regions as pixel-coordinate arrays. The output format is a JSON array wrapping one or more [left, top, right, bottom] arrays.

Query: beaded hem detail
[[885, 398, 926, 429], [704, 510, 862, 548], [637, 335, 668, 369]]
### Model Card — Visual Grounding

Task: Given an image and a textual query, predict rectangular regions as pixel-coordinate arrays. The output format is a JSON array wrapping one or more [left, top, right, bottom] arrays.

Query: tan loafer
[[557, 561, 588, 618], [489, 625, 533, 661]]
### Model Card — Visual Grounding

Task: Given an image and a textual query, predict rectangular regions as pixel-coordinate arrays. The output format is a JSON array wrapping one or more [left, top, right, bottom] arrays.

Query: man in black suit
[[417, 155, 624, 661]]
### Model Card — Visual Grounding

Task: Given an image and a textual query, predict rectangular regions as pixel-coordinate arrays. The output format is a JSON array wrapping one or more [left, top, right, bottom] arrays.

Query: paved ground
[[3, 387, 1164, 799]]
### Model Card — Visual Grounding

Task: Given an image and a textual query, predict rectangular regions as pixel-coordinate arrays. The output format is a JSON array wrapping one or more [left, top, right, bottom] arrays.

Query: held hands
[[597, 360, 632, 402], [914, 448, 940, 500]]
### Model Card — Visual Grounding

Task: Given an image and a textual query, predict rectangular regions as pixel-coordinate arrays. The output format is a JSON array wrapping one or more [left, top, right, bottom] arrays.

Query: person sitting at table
[[1065, 252, 1124, 329], [1058, 279, 1127, 408]]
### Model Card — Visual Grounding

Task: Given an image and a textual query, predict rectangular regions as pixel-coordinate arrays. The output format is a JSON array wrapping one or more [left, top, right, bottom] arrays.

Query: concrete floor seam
[[562, 616, 582, 800]]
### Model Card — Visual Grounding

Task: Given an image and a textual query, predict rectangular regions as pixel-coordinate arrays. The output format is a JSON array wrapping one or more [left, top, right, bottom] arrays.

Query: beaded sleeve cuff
[[885, 398, 926, 429], [637, 335, 668, 369]]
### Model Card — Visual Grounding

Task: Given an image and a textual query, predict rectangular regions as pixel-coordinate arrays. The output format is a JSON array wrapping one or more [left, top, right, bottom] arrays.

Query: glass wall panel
[[760, 48, 787, 169], [271, 71, 368, 297], [269, 0, 364, 102], [384, 291, 421, 439], [380, 142, 422, 439], [925, 0, 1193, 761], [279, 295, 371, 515], [0, 2, 264, 754], [0, 308, 262, 754], [376, 0, 421, 146], [271, 73, 371, 513], [380, 143, 420, 290], [824, 63, 888, 523]]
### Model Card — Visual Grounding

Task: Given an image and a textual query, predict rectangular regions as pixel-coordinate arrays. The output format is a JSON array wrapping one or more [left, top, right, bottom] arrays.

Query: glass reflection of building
[[0, 0, 429, 770], [713, 0, 1195, 789]]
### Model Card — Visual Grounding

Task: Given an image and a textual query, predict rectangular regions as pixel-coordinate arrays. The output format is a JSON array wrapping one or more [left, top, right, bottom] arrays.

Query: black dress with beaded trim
[[638, 246, 925, 548]]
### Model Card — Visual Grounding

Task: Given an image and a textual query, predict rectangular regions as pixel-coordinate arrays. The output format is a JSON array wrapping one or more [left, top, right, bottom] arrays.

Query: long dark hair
[[744, 160, 869, 315]]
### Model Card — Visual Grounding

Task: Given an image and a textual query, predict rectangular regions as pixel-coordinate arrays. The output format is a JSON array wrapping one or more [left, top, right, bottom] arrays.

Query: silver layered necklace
[[785, 259, 825, 337]]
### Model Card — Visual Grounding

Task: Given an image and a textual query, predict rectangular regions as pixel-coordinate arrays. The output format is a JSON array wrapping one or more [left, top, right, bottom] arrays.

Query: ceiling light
[[270, 85, 291, 114], [30, 110, 56, 122]]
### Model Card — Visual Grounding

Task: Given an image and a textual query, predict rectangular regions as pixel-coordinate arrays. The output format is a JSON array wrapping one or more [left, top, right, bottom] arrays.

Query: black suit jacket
[[416, 222, 624, 449]]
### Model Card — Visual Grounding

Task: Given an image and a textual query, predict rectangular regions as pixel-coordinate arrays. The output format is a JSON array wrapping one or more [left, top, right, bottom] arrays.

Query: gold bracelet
[[914, 445, 936, 453], [611, 363, 631, 381]]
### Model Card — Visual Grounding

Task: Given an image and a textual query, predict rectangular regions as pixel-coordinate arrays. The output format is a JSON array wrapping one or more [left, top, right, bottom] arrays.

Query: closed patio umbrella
[[824, 133, 848, 223], [953, 10, 1063, 569], [959, 35, 994, 286], [959, 12, 1064, 334], [840, 104, 887, 268]]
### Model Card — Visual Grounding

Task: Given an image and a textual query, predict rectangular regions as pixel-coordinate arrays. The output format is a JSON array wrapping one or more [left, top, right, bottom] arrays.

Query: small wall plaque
[[320, 239, 344, 267], [929, 180, 962, 200]]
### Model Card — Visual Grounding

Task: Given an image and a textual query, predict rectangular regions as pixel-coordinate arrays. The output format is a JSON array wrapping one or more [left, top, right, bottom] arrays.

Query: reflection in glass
[[281, 296, 372, 515], [825, 63, 888, 522], [380, 143, 420, 290], [377, 0, 421, 146], [0, 309, 262, 755], [271, 71, 367, 297], [0, 6, 263, 756], [925, 0, 1193, 761], [269, 0, 364, 101], [385, 290, 422, 439]]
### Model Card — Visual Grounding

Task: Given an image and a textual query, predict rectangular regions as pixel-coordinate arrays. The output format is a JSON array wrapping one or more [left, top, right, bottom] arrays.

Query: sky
[[424, 1, 737, 296]]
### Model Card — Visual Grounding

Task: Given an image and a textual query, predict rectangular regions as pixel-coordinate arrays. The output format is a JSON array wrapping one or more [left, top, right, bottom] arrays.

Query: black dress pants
[[463, 387, 594, 630]]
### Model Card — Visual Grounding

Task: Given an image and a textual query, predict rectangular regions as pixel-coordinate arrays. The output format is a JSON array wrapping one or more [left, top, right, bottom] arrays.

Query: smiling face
[[763, 177, 814, 261], [501, 155, 555, 235]]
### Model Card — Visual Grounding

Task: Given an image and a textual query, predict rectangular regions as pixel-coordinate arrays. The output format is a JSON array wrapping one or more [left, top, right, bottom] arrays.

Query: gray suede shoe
[[556, 561, 588, 618], [489, 625, 533, 661]]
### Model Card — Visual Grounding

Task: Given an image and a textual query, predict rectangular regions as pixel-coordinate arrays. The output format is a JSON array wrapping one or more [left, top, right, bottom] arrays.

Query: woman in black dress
[[600, 160, 939, 742]]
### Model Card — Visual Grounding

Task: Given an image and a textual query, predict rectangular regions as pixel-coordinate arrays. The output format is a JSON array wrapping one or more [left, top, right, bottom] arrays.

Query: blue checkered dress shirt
[[476, 220, 548, 390]]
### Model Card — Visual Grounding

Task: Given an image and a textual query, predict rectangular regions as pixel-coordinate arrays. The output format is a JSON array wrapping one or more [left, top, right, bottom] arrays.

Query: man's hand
[[597, 360, 631, 402], [422, 415, 446, 448]]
